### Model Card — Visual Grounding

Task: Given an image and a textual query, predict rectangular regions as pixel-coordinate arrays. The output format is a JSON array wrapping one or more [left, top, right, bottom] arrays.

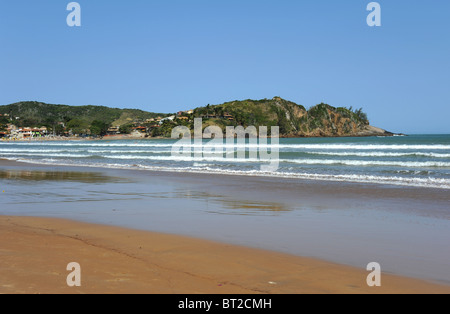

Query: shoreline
[[1, 158, 450, 290], [1, 215, 449, 294], [0, 130, 403, 142], [0, 134, 169, 142], [2, 155, 449, 190]]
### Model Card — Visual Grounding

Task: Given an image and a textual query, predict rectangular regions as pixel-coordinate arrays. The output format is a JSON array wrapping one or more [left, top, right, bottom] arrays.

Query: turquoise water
[[1, 134, 449, 189]]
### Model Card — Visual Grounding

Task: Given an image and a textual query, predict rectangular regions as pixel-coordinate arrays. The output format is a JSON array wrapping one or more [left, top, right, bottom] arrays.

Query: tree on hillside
[[355, 108, 369, 124], [0, 116, 8, 131], [119, 123, 133, 134], [54, 124, 65, 136], [67, 118, 89, 135], [90, 120, 110, 137]]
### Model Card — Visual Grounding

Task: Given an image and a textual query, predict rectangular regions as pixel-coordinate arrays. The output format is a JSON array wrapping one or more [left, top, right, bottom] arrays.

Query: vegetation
[[0, 101, 168, 135], [119, 123, 133, 134], [0, 115, 8, 131], [188, 97, 370, 137], [151, 121, 176, 138], [66, 118, 89, 135], [0, 98, 372, 138], [90, 120, 110, 137]]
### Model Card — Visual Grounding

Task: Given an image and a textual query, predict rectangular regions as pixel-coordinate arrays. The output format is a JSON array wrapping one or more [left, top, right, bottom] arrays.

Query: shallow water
[[0, 169, 127, 183]]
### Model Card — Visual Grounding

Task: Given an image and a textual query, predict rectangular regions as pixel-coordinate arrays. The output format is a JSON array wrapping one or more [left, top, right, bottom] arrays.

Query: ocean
[[1, 134, 449, 189]]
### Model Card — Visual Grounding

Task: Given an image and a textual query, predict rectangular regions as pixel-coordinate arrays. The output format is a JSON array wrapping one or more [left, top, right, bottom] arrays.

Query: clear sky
[[0, 0, 449, 134]]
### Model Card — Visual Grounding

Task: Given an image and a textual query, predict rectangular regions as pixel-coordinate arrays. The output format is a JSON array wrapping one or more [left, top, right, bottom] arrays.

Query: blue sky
[[0, 0, 449, 134]]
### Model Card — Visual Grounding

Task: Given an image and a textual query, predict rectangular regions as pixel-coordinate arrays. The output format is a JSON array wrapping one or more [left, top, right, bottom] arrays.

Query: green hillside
[[188, 97, 377, 137], [0, 98, 390, 138], [0, 101, 168, 130]]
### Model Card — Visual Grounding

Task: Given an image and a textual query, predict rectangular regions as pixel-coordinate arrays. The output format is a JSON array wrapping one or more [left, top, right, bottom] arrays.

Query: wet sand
[[1, 158, 450, 292], [1, 215, 449, 294]]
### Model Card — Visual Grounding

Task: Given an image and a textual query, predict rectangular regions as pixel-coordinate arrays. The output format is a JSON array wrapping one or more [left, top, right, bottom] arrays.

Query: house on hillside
[[159, 115, 176, 125], [31, 128, 43, 137], [7, 125, 18, 138], [18, 128, 32, 139], [7, 124, 17, 132], [177, 110, 194, 116], [223, 113, 234, 121], [132, 126, 147, 133], [107, 126, 120, 135], [202, 114, 217, 119]]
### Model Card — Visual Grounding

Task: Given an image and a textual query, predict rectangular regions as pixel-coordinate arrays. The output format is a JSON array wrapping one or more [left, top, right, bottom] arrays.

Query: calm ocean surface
[[1, 134, 449, 189]]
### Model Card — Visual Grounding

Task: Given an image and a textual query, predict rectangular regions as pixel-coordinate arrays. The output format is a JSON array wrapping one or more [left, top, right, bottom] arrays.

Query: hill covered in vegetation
[[184, 97, 391, 138], [0, 101, 168, 136], [0, 98, 392, 138]]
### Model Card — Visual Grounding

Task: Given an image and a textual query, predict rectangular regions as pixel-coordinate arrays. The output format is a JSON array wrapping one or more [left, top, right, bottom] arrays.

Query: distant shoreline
[[0, 134, 169, 142], [0, 132, 402, 142]]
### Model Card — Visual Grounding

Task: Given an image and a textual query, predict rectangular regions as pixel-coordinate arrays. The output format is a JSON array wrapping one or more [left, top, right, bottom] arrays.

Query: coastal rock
[[192, 97, 393, 138]]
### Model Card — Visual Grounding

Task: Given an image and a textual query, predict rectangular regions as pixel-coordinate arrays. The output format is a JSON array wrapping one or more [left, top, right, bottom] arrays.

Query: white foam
[[3, 151, 449, 167], [306, 151, 450, 158], [7, 157, 449, 189], [101, 155, 450, 168], [0, 149, 83, 153], [3, 141, 450, 150], [0, 152, 91, 158], [106, 154, 262, 164], [284, 159, 450, 168]]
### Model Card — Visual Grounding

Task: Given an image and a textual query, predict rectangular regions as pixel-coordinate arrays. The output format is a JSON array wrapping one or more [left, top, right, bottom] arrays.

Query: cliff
[[191, 97, 392, 138]]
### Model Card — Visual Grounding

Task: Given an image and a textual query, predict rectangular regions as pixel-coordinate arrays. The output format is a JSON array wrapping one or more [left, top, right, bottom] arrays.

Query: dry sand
[[1, 216, 449, 294]]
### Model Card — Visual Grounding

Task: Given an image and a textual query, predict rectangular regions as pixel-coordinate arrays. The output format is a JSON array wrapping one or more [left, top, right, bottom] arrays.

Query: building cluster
[[0, 121, 48, 139], [106, 111, 200, 136], [0, 109, 235, 139], [200, 112, 234, 121], [106, 116, 166, 135]]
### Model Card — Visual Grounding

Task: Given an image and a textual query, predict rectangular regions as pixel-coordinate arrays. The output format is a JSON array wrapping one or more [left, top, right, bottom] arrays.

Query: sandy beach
[[1, 215, 449, 294], [1, 157, 450, 294]]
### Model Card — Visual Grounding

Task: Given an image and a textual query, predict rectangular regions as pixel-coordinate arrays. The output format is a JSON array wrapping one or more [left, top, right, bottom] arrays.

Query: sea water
[[1, 134, 449, 189]]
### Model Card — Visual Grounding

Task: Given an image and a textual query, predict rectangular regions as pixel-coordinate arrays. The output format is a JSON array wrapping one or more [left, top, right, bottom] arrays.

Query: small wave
[[87, 150, 172, 154], [0, 149, 85, 153], [0, 152, 94, 158], [8, 157, 450, 189], [192, 162, 217, 167], [305, 151, 450, 158], [284, 159, 450, 168], [3, 141, 450, 150], [6, 151, 447, 168], [101, 155, 450, 168], [105, 154, 263, 164]]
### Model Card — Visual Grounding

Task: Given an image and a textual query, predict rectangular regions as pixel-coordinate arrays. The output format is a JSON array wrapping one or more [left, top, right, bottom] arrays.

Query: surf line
[[171, 118, 280, 172]]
